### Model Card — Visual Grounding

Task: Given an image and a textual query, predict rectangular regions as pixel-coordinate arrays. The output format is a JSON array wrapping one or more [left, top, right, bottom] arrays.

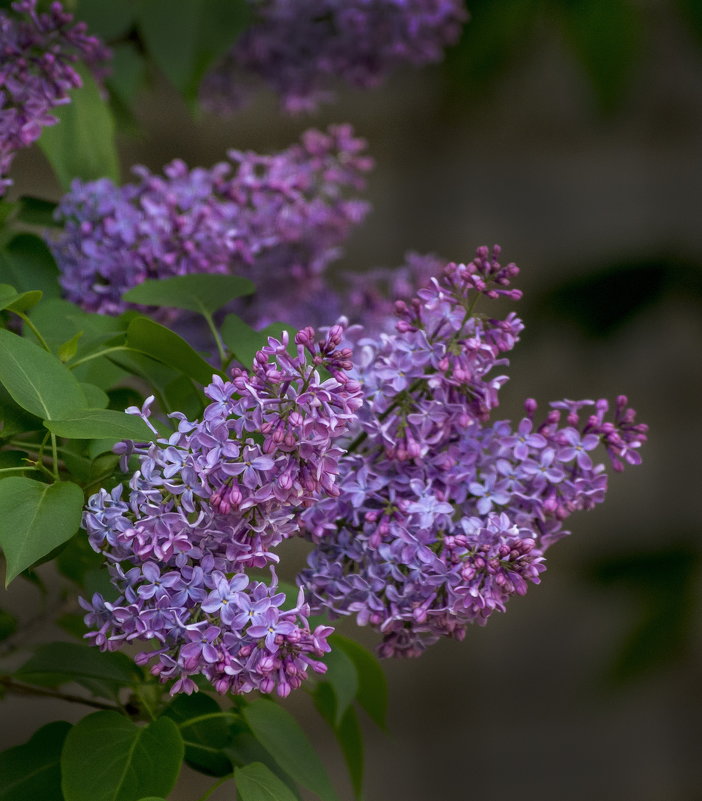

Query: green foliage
[[43, 408, 153, 441], [0, 721, 71, 801], [0, 608, 17, 641], [122, 273, 255, 316], [136, 0, 251, 104], [39, 68, 120, 188], [0, 479, 83, 585], [126, 317, 220, 385], [162, 694, 235, 777], [235, 762, 299, 801], [0, 329, 87, 420], [221, 314, 298, 368], [331, 635, 388, 729], [243, 699, 340, 801], [322, 645, 359, 726], [0, 234, 60, 298], [61, 712, 184, 801], [16, 641, 141, 693]]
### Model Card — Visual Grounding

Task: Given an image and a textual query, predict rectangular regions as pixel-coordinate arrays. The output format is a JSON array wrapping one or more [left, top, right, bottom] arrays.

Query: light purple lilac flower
[[0, 0, 108, 194], [81, 325, 362, 697], [298, 246, 648, 658], [202, 0, 468, 113], [49, 125, 372, 324]]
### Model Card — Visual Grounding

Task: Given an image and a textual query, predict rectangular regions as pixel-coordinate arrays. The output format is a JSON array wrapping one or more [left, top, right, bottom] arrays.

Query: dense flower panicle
[[81, 326, 362, 696], [201, 0, 467, 113], [0, 0, 108, 194], [299, 246, 648, 657], [50, 125, 372, 322]]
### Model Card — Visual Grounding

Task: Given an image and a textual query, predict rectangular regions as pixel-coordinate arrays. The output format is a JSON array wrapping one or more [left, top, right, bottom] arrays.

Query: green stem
[[196, 774, 234, 801], [0, 676, 121, 712], [0, 466, 39, 474], [68, 345, 138, 370], [202, 310, 228, 371], [8, 440, 92, 463], [50, 433, 59, 480], [178, 711, 239, 730], [13, 311, 50, 352]]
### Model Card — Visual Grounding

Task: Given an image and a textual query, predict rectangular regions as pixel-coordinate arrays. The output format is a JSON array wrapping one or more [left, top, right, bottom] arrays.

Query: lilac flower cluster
[[299, 247, 648, 658], [81, 326, 363, 696], [0, 0, 108, 194], [202, 0, 468, 113], [50, 125, 372, 323]]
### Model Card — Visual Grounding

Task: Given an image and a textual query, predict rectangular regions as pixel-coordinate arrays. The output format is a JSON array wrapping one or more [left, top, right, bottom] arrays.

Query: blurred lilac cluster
[[81, 326, 363, 696], [0, 0, 108, 195], [299, 247, 648, 657], [50, 125, 372, 324], [202, 0, 467, 113]]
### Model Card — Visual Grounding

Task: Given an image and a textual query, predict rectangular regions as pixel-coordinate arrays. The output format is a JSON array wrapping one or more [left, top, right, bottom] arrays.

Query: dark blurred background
[[6, 1, 702, 799]]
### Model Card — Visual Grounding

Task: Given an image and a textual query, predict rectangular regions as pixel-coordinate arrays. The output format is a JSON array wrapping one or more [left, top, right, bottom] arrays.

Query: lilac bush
[[300, 247, 648, 657], [0, 0, 108, 194], [50, 124, 372, 325], [202, 0, 468, 113], [82, 325, 362, 696]]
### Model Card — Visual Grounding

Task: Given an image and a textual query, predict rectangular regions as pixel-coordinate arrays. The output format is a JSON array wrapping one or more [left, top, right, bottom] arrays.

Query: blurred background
[[6, 0, 702, 799]]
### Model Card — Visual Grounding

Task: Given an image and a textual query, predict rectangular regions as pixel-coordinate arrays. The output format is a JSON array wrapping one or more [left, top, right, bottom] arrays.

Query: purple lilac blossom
[[49, 125, 372, 324], [201, 0, 468, 113], [0, 0, 108, 194], [298, 246, 648, 658], [81, 325, 363, 696]]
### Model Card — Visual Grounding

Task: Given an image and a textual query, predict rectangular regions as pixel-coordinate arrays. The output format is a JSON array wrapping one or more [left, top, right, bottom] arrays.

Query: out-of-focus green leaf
[[123, 274, 254, 315], [0, 479, 83, 585], [61, 712, 183, 801], [76, 0, 136, 39], [313, 684, 364, 800], [137, 0, 251, 103], [126, 316, 219, 384], [0, 234, 60, 298], [331, 635, 388, 729], [0, 721, 71, 801], [322, 646, 359, 726], [79, 383, 109, 409], [243, 699, 340, 801], [555, 0, 642, 113], [235, 762, 299, 801], [39, 68, 120, 187], [107, 42, 147, 106], [16, 196, 59, 228], [0, 608, 17, 641]]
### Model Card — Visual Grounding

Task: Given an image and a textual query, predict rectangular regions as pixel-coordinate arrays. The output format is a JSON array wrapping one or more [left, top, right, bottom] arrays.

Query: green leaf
[[556, 0, 642, 113], [123, 274, 254, 316], [235, 762, 298, 801], [162, 694, 234, 777], [39, 68, 120, 188], [243, 699, 340, 801], [126, 316, 219, 385], [0, 285, 43, 315], [0, 234, 60, 297], [331, 635, 388, 729], [58, 332, 83, 362], [322, 646, 359, 726], [0, 478, 83, 585], [76, 0, 136, 39], [61, 712, 183, 801], [107, 43, 147, 107], [0, 329, 88, 420], [137, 0, 251, 102], [313, 684, 364, 800], [0, 607, 17, 641], [16, 641, 141, 690], [79, 383, 110, 409], [220, 315, 297, 368], [16, 196, 59, 228], [43, 408, 153, 441], [0, 721, 71, 801]]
